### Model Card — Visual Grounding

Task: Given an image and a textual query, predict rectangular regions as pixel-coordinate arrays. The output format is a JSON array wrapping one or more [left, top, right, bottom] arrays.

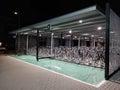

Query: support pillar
[[18, 34, 20, 51], [69, 35, 72, 48], [105, 3, 110, 80], [15, 33, 18, 53], [90, 37, 95, 47], [60, 33, 63, 46], [36, 29, 39, 61], [51, 33, 54, 56], [26, 35, 29, 54], [78, 36, 81, 49]]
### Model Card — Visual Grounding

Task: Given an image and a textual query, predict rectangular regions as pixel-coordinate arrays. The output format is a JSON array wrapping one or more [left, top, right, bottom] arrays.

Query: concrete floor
[[0, 55, 120, 90]]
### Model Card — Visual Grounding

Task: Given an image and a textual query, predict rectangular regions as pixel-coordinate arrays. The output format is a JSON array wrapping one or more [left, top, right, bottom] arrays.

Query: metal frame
[[105, 3, 120, 80], [105, 3, 110, 80], [12, 5, 110, 80]]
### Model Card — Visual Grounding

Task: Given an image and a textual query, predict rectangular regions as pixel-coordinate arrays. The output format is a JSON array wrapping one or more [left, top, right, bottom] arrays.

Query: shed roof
[[10, 5, 105, 38]]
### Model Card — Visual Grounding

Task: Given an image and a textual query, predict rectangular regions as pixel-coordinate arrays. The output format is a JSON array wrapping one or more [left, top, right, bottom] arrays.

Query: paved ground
[[0, 55, 120, 90]]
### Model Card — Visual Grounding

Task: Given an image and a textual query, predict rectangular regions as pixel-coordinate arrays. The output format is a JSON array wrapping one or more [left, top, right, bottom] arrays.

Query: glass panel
[[109, 9, 120, 75]]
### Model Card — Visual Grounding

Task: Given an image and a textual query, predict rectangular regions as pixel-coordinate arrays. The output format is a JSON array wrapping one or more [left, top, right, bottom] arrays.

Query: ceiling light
[[82, 33, 89, 36], [52, 33, 54, 35], [32, 30, 41, 33], [54, 36, 58, 38], [32, 30, 37, 33], [79, 20, 83, 23], [39, 34, 42, 36], [91, 35, 94, 37], [14, 12, 18, 15], [24, 32, 28, 35], [66, 35, 71, 37], [52, 27, 60, 30], [69, 30, 72, 34], [74, 36, 77, 38], [97, 26, 102, 30], [85, 37, 89, 39], [98, 37, 104, 38], [110, 31, 115, 33]]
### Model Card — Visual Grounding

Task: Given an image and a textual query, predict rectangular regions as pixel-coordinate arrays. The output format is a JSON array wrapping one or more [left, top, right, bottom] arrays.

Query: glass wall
[[16, 35, 27, 54], [109, 9, 120, 75]]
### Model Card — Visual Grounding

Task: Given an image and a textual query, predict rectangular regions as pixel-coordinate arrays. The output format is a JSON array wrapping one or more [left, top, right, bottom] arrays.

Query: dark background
[[0, 0, 119, 50]]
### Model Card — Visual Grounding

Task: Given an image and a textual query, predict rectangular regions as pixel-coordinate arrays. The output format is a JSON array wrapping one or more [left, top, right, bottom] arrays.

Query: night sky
[[0, 0, 119, 49]]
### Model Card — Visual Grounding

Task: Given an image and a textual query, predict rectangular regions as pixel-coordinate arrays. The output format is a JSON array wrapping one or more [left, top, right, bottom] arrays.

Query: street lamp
[[14, 12, 18, 15], [14, 11, 20, 28]]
